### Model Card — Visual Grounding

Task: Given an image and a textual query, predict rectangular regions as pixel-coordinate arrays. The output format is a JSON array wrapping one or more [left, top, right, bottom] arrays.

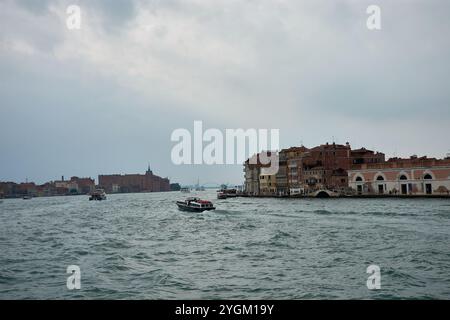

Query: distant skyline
[[1, 0, 450, 185]]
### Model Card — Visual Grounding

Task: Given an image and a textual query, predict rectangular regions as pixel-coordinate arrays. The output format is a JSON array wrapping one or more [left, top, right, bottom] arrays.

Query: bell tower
[[146, 163, 153, 175]]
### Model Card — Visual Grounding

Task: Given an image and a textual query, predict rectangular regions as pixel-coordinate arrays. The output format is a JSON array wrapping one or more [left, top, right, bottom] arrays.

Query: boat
[[22, 195, 32, 200], [89, 189, 107, 201], [180, 187, 190, 193], [176, 197, 216, 212], [225, 189, 238, 197], [218, 188, 237, 198], [217, 191, 227, 199]]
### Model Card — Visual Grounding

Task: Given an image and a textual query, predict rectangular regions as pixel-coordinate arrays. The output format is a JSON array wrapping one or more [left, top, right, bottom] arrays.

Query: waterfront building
[[35, 182, 57, 197], [244, 156, 262, 196], [53, 176, 95, 195], [306, 144, 383, 193], [285, 143, 361, 194], [98, 166, 170, 194], [259, 167, 277, 195], [243, 152, 275, 196], [18, 182, 37, 197], [301, 143, 352, 191], [244, 165, 260, 195], [275, 150, 288, 195], [348, 156, 450, 195], [351, 147, 385, 165], [243, 142, 386, 196], [0, 182, 17, 198], [71, 177, 96, 194], [283, 146, 309, 194]]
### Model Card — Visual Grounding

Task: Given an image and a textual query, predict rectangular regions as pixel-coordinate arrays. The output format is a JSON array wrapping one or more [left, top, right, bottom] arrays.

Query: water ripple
[[0, 192, 449, 299]]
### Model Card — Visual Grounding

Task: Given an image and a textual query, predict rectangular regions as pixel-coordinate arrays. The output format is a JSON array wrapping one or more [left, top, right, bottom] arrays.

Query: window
[[399, 175, 407, 180], [376, 175, 384, 181], [424, 174, 433, 180], [356, 176, 363, 182]]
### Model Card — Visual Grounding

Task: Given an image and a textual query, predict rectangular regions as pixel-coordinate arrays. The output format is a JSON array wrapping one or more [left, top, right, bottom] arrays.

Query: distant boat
[[180, 187, 190, 193], [22, 195, 32, 200], [89, 189, 107, 201], [217, 191, 227, 199], [176, 197, 215, 212], [218, 188, 237, 198]]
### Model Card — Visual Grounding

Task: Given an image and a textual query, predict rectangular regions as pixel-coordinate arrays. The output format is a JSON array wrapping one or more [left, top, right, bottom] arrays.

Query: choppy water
[[1, 190, 450, 299]]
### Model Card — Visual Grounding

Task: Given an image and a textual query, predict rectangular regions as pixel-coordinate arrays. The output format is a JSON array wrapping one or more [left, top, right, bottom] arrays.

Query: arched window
[[399, 175, 407, 180], [356, 176, 363, 182], [423, 174, 433, 180], [376, 175, 384, 181]]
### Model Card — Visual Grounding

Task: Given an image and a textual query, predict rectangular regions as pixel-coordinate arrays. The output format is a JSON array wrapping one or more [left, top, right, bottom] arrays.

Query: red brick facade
[[99, 167, 170, 193], [285, 143, 384, 191]]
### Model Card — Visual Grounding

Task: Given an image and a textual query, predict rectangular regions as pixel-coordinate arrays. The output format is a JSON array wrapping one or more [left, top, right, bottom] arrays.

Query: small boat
[[89, 189, 107, 201], [218, 188, 237, 198], [180, 187, 190, 193], [176, 197, 215, 212], [225, 189, 238, 197], [22, 195, 32, 200], [217, 192, 227, 199]]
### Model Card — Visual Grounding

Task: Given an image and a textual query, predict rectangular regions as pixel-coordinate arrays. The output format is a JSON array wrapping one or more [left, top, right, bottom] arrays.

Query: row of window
[[356, 174, 433, 182]]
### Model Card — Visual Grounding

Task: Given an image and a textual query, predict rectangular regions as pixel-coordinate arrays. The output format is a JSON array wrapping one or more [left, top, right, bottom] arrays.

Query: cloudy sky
[[1, 0, 449, 185]]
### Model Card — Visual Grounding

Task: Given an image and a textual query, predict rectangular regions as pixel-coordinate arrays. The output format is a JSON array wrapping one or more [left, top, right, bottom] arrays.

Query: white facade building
[[348, 157, 450, 195]]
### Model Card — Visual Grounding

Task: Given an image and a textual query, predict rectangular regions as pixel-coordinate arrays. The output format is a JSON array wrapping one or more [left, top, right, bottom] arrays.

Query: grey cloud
[[1, 0, 450, 184], [15, 0, 53, 14]]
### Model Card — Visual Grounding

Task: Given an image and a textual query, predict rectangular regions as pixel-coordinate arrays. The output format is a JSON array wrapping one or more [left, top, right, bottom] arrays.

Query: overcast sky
[[1, 0, 450, 185]]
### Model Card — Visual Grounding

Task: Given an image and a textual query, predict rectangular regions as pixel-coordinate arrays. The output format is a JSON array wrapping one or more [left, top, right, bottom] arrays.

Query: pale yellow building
[[259, 168, 277, 195]]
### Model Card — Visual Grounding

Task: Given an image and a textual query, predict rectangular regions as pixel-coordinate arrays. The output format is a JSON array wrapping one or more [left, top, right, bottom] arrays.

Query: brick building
[[0, 182, 36, 197], [282, 143, 383, 195], [243, 142, 386, 196], [99, 166, 170, 194], [53, 176, 95, 195]]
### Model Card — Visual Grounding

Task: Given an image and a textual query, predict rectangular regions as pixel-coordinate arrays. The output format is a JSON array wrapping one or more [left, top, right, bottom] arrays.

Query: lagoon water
[[1, 190, 450, 299]]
